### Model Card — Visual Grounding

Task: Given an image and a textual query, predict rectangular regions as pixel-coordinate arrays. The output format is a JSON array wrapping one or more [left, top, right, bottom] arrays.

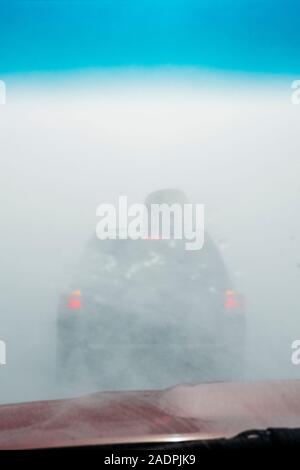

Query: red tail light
[[224, 290, 240, 310], [67, 290, 82, 310]]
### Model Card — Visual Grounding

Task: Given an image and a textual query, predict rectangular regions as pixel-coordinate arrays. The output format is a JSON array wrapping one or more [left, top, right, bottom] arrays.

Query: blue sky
[[1, 0, 299, 75]]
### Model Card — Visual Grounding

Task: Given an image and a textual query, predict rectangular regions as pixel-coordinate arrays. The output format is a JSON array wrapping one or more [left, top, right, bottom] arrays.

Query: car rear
[[56, 235, 246, 388]]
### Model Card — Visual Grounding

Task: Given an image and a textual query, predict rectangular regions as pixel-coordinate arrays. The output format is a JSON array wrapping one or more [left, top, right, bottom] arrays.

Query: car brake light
[[67, 290, 82, 310], [224, 290, 240, 309]]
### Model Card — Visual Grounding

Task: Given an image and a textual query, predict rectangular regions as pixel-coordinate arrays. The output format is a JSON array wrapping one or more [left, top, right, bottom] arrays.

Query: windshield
[[0, 0, 299, 415]]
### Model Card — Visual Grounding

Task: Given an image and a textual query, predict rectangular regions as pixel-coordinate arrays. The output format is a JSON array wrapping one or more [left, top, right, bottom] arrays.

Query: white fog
[[0, 70, 299, 404]]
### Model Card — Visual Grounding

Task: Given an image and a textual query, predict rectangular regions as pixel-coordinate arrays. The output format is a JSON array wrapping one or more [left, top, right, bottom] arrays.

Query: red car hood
[[1, 380, 300, 450]]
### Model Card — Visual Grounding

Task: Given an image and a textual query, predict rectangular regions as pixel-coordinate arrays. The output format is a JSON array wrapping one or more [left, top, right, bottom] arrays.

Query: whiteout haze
[[96, 196, 205, 251]]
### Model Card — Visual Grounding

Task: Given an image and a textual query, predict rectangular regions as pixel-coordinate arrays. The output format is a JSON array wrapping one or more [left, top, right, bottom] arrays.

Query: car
[[56, 190, 246, 389], [1, 380, 300, 458]]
